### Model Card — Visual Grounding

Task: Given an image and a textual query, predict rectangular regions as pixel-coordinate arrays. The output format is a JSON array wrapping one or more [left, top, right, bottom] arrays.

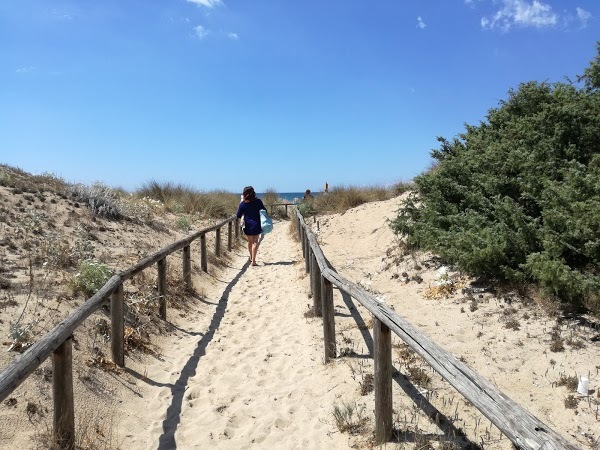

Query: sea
[[258, 192, 322, 204]]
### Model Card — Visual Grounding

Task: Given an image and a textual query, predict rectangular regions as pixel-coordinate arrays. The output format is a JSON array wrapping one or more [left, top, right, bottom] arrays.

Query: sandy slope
[[313, 195, 600, 450]]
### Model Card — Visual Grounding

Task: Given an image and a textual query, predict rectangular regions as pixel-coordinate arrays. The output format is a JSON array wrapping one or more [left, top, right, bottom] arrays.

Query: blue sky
[[1, 0, 598, 193]]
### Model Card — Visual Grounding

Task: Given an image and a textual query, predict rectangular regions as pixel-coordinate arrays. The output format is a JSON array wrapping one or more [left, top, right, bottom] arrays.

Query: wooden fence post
[[304, 236, 310, 274], [321, 277, 336, 363], [183, 245, 192, 290], [110, 284, 124, 367], [373, 316, 393, 443], [235, 218, 240, 239], [227, 221, 233, 251], [53, 337, 75, 450], [215, 227, 221, 257], [157, 257, 167, 320], [200, 233, 207, 273], [311, 253, 322, 316]]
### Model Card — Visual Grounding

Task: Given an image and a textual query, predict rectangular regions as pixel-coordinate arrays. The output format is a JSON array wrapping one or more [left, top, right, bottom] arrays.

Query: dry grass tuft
[[331, 401, 369, 435]]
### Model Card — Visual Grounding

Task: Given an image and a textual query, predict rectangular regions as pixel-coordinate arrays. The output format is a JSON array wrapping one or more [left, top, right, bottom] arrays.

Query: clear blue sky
[[1, 1, 598, 193]]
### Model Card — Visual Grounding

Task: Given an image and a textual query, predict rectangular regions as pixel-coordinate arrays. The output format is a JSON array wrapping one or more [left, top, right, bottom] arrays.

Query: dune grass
[[313, 184, 405, 215], [135, 180, 239, 219]]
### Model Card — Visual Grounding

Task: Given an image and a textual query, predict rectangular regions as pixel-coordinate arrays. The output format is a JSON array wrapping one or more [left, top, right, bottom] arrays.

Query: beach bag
[[260, 209, 273, 234]]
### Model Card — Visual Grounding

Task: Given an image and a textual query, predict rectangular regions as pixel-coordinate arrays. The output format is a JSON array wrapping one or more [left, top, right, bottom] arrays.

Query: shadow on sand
[[338, 290, 479, 449], [156, 259, 250, 450]]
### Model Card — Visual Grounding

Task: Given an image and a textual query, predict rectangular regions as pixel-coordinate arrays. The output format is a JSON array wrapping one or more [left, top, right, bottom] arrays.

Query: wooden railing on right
[[295, 209, 580, 450]]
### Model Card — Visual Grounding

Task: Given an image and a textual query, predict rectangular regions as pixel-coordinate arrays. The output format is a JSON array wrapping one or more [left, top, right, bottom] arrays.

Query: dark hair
[[242, 186, 256, 202]]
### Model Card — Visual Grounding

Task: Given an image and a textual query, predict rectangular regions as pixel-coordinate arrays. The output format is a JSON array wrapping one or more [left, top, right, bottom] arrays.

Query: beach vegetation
[[331, 401, 369, 435], [135, 180, 238, 219], [391, 43, 600, 314], [564, 395, 578, 409], [71, 260, 113, 297], [314, 184, 392, 214]]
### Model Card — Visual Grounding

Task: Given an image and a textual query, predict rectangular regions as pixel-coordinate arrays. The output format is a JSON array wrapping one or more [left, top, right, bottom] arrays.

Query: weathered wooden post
[[53, 337, 75, 450], [200, 233, 208, 273], [110, 284, 124, 367], [304, 235, 310, 273], [321, 276, 336, 362], [227, 221, 233, 251], [183, 245, 192, 290], [311, 252, 322, 316], [215, 227, 221, 257], [308, 250, 314, 297], [235, 218, 240, 239], [300, 226, 305, 258], [157, 257, 167, 320], [373, 316, 393, 443]]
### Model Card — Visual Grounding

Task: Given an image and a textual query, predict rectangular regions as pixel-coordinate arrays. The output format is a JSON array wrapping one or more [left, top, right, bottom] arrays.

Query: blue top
[[236, 198, 265, 236]]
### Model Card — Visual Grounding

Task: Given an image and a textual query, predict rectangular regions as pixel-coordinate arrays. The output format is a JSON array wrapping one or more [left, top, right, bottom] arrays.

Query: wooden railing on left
[[0, 215, 240, 449]]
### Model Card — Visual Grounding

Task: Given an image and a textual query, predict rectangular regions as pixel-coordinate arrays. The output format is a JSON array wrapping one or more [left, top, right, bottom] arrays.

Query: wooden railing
[[0, 215, 240, 449], [295, 210, 580, 450], [268, 202, 297, 216]]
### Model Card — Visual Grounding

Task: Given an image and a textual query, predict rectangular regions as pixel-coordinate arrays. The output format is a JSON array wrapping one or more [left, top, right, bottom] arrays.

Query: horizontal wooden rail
[[120, 216, 234, 281], [268, 202, 303, 217], [0, 275, 121, 401], [296, 210, 580, 450]]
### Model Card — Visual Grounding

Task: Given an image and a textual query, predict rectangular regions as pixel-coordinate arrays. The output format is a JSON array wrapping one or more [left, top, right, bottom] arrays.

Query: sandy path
[[120, 221, 356, 449]]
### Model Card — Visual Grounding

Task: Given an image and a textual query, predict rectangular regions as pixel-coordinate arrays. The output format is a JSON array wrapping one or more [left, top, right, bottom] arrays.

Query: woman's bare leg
[[250, 235, 260, 265], [246, 236, 253, 261]]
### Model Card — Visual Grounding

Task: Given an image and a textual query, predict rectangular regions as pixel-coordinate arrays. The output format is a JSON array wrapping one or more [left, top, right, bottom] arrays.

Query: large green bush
[[392, 44, 600, 312]]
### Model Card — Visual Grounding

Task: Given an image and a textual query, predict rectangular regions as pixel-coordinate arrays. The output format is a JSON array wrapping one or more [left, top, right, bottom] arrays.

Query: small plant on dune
[[504, 318, 520, 330], [9, 320, 34, 344], [360, 373, 375, 395], [0, 169, 11, 186], [19, 210, 45, 234], [71, 260, 113, 297], [70, 182, 125, 220], [175, 215, 191, 230], [407, 366, 431, 387], [297, 201, 316, 218], [556, 373, 578, 391], [564, 395, 578, 409], [38, 234, 95, 268], [331, 401, 369, 435]]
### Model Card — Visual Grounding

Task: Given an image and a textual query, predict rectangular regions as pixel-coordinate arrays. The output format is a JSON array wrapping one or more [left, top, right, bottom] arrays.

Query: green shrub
[[392, 44, 600, 312], [176, 215, 191, 230], [9, 321, 34, 343], [297, 201, 316, 217], [0, 169, 11, 187], [71, 260, 113, 297]]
